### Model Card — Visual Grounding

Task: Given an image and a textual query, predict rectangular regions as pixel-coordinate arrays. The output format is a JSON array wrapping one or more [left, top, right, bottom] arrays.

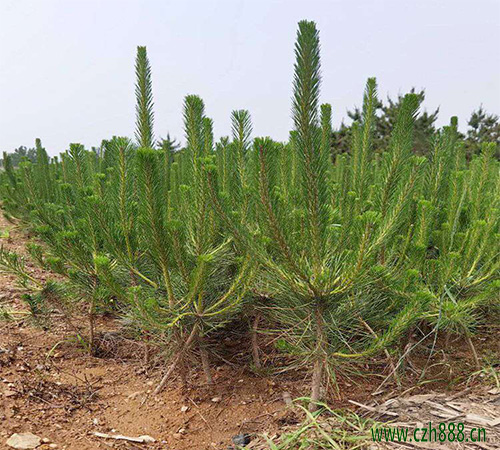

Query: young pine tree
[[135, 46, 155, 149]]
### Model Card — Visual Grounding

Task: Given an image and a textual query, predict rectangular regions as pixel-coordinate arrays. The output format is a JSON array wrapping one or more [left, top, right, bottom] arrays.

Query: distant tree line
[[465, 106, 500, 158], [1, 145, 37, 167], [1, 134, 181, 168], [1, 96, 498, 167], [333, 92, 499, 159]]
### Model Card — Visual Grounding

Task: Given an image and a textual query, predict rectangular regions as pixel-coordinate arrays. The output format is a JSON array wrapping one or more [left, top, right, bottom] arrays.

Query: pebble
[[211, 396, 221, 403], [127, 391, 142, 399], [6, 432, 41, 449], [232, 433, 251, 447]]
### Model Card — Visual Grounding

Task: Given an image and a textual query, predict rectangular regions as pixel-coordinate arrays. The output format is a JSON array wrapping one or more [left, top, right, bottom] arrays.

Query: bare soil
[[0, 214, 499, 450]]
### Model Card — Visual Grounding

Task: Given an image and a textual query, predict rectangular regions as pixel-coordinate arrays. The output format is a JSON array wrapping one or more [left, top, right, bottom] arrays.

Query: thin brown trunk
[[88, 275, 99, 356], [88, 300, 95, 355], [309, 358, 324, 411], [399, 324, 416, 374], [154, 324, 198, 395], [309, 306, 326, 412], [251, 313, 262, 369], [445, 331, 452, 348], [153, 354, 182, 396], [143, 344, 151, 366], [200, 343, 213, 385], [173, 327, 188, 386], [465, 334, 481, 370], [178, 351, 188, 386]]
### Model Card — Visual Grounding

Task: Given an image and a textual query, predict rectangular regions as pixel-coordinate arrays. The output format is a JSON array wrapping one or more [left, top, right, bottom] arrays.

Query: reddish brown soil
[[0, 214, 498, 450]]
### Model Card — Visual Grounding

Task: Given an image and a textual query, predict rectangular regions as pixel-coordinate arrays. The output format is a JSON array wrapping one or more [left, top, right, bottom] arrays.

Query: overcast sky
[[1, 0, 499, 155]]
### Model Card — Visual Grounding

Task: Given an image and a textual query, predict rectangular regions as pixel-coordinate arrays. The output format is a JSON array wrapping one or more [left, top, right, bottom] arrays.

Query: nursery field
[[0, 215, 499, 449], [1, 20, 499, 449]]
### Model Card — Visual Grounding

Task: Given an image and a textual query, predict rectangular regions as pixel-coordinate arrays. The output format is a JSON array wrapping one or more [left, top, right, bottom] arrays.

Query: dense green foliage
[[1, 22, 499, 407], [465, 106, 500, 159], [333, 88, 439, 156], [1, 146, 37, 167]]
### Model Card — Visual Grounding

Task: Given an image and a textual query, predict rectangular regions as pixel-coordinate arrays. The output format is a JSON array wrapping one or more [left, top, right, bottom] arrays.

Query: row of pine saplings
[[1, 21, 499, 410]]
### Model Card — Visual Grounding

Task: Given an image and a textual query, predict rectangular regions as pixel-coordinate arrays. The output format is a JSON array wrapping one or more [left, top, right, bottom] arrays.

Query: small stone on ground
[[6, 432, 42, 449]]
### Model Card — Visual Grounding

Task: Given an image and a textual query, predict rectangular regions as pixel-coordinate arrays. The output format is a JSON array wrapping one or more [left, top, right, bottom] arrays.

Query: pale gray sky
[[1, 0, 499, 155]]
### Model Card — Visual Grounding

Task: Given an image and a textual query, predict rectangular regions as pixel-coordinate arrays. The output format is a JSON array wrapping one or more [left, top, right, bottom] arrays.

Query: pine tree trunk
[[309, 358, 324, 411], [179, 351, 188, 386], [154, 325, 198, 395], [89, 275, 99, 356], [200, 346, 212, 385], [445, 331, 452, 348], [309, 306, 326, 412], [399, 324, 416, 374], [199, 333, 213, 384], [88, 299, 96, 356], [174, 327, 188, 386], [251, 313, 262, 369], [465, 334, 481, 369]]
